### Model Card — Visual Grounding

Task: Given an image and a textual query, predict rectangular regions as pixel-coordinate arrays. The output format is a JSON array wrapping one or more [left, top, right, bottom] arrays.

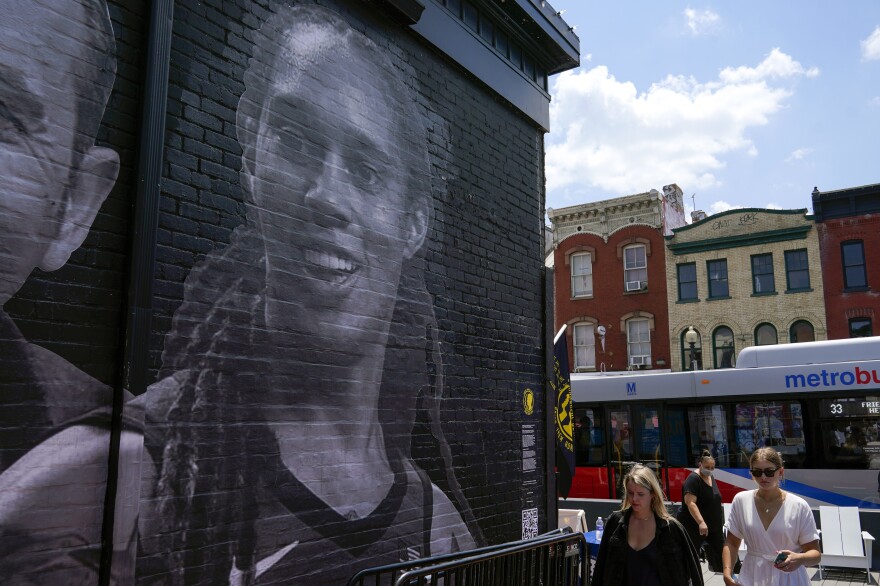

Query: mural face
[[142, 4, 475, 584], [246, 20, 426, 354], [0, 0, 119, 303], [0, 0, 119, 582]]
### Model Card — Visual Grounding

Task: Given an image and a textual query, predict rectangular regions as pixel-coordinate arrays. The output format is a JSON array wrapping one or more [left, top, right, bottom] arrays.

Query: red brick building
[[548, 186, 687, 372], [813, 183, 880, 339]]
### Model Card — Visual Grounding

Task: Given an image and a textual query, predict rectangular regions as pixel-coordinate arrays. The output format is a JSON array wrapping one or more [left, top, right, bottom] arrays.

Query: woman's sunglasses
[[750, 467, 779, 478]]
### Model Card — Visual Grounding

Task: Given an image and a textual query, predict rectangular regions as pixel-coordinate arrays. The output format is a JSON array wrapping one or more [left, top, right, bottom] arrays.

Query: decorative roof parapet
[[548, 190, 662, 245]]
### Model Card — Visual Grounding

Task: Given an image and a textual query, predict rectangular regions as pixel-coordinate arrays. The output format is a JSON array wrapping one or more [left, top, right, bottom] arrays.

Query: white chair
[[818, 505, 874, 584], [558, 508, 588, 534]]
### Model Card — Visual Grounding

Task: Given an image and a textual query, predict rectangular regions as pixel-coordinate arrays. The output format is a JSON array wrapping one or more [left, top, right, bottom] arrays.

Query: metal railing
[[347, 528, 588, 586]]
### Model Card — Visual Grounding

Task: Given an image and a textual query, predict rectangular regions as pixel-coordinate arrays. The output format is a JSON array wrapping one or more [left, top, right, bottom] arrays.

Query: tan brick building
[[665, 208, 827, 371]]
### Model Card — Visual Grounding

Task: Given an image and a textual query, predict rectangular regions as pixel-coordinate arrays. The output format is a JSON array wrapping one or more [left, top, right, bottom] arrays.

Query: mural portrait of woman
[[140, 2, 482, 584]]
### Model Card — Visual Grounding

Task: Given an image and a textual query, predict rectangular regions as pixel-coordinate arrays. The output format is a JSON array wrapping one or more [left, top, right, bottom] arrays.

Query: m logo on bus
[[627, 383, 637, 396]]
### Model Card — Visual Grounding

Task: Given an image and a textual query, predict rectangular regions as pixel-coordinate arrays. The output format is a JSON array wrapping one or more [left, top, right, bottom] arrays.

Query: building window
[[677, 263, 697, 301], [680, 328, 702, 371], [842, 241, 867, 289], [751, 254, 775, 294], [573, 323, 596, 370], [784, 249, 811, 291], [755, 323, 778, 346], [627, 318, 651, 368], [713, 326, 735, 368], [570, 252, 593, 298], [707, 259, 729, 298], [478, 13, 494, 43], [849, 318, 872, 338], [789, 320, 814, 343], [462, 1, 478, 31], [623, 244, 647, 291]]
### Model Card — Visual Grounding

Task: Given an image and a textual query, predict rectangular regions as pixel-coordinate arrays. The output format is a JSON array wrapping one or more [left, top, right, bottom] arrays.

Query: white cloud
[[708, 200, 741, 215], [871, 96, 880, 107], [547, 49, 818, 205], [765, 203, 783, 210], [861, 26, 880, 61], [785, 148, 812, 163], [684, 7, 720, 36], [718, 48, 819, 83]]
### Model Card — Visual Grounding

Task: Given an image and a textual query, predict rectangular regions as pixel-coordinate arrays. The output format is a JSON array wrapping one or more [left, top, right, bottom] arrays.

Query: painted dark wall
[[0, 0, 554, 583]]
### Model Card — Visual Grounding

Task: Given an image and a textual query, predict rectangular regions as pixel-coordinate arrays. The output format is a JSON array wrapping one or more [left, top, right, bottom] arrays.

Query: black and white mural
[[0, 0, 550, 582], [137, 4, 481, 583], [0, 0, 122, 581]]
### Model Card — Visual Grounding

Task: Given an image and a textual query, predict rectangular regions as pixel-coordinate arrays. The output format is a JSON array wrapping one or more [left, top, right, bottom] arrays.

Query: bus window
[[610, 409, 633, 463], [610, 408, 635, 498], [687, 404, 730, 467], [636, 406, 662, 467], [734, 401, 806, 467], [635, 406, 666, 495], [665, 408, 689, 467], [817, 396, 880, 469], [666, 406, 690, 505], [574, 408, 605, 465]]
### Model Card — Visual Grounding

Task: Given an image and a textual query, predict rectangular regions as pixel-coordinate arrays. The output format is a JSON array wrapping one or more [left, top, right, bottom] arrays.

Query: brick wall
[[0, 0, 552, 582], [554, 225, 672, 372], [666, 209, 827, 371], [816, 215, 880, 338]]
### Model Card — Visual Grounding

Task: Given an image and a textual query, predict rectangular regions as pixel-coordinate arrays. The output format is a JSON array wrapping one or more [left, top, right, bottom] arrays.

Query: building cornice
[[669, 207, 809, 235], [549, 191, 662, 244], [411, 0, 580, 131], [666, 226, 812, 255]]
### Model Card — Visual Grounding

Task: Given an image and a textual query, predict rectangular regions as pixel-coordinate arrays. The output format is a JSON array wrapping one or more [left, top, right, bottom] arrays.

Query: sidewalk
[[700, 562, 877, 585]]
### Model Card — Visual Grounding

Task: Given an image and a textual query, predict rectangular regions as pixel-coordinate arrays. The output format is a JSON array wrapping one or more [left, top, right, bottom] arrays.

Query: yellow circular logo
[[555, 382, 573, 445], [523, 388, 535, 415]]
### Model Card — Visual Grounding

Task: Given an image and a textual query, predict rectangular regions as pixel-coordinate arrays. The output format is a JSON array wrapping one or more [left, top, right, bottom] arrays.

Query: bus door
[[608, 404, 666, 499], [665, 406, 691, 503]]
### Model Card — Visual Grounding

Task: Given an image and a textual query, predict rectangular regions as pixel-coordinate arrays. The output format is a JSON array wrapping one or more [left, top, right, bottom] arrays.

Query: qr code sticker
[[521, 507, 539, 539]]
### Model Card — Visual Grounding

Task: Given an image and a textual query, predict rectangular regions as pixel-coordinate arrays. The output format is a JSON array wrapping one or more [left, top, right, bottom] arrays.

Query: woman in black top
[[593, 464, 703, 586], [677, 450, 725, 571]]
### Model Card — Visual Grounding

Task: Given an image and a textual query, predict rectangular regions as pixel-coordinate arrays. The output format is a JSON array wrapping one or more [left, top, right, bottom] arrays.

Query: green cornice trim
[[667, 207, 810, 237], [667, 226, 812, 255]]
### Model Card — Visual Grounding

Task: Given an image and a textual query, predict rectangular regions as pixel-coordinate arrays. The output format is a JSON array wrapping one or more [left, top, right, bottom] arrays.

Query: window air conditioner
[[626, 280, 642, 292], [629, 355, 649, 366]]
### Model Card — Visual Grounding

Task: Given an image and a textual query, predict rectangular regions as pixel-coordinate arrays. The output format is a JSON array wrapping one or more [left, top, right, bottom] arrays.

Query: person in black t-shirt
[[677, 449, 725, 571]]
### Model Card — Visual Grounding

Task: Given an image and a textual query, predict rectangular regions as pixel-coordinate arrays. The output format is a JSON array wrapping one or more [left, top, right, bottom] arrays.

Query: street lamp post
[[685, 326, 698, 371]]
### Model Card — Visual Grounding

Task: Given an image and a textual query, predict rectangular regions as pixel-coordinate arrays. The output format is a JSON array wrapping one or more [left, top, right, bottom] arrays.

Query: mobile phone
[[774, 552, 789, 565]]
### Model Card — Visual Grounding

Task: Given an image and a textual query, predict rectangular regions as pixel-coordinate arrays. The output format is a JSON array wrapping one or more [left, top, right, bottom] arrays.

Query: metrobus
[[569, 337, 880, 510]]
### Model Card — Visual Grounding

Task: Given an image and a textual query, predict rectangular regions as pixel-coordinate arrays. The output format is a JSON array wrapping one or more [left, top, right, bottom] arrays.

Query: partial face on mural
[[239, 8, 429, 354], [0, 0, 118, 305]]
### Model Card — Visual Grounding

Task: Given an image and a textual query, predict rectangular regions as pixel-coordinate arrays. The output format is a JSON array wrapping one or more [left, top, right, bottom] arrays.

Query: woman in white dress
[[722, 447, 820, 585]]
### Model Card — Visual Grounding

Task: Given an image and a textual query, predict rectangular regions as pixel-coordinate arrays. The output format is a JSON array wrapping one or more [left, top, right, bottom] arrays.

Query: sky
[[544, 1, 880, 219]]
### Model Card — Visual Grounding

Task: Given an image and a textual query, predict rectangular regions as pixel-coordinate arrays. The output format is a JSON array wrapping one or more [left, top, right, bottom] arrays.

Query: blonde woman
[[593, 464, 704, 586], [722, 448, 820, 586]]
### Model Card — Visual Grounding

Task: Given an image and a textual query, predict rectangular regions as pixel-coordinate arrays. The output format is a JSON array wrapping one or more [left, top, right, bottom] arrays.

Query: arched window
[[680, 328, 702, 371], [572, 322, 596, 370], [754, 323, 777, 346], [789, 320, 814, 343], [713, 326, 735, 369]]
